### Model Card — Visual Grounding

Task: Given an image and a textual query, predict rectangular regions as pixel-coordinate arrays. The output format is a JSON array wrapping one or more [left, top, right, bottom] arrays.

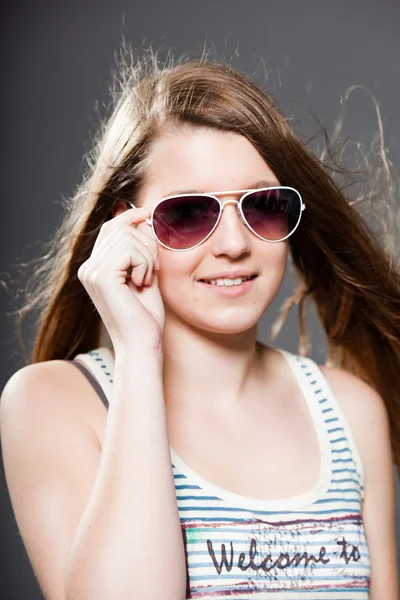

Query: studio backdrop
[[1, 1, 399, 597]]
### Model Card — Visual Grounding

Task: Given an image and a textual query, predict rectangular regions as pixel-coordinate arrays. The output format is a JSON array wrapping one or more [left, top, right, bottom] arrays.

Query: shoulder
[[0, 360, 106, 444], [0, 361, 108, 599], [319, 364, 391, 449], [318, 364, 394, 490], [318, 367, 399, 595]]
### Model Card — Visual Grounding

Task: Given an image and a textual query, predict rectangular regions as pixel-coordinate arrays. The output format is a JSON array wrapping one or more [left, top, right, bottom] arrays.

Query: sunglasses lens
[[242, 188, 302, 241], [153, 195, 220, 250]]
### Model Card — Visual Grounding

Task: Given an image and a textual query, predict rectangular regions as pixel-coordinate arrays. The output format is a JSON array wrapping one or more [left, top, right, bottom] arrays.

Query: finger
[[136, 218, 156, 239], [93, 205, 152, 246], [96, 229, 155, 287], [120, 203, 152, 219], [128, 246, 149, 288], [129, 238, 155, 286], [113, 227, 156, 285], [82, 220, 154, 287], [130, 227, 159, 265], [92, 205, 153, 255], [129, 232, 158, 284], [122, 204, 153, 228], [108, 222, 158, 278], [99, 241, 149, 289]]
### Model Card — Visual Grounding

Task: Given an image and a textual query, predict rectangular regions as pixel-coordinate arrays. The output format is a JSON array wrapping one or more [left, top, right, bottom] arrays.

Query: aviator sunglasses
[[129, 186, 305, 251]]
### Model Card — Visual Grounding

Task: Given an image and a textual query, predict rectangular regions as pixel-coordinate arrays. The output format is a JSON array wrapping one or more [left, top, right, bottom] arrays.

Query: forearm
[[65, 349, 187, 600]]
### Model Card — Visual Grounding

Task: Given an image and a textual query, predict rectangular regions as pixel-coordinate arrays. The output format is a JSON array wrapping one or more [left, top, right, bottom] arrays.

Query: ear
[[111, 201, 132, 219]]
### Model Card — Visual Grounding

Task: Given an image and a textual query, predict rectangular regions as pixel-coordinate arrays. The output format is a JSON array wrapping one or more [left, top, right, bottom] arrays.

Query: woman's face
[[132, 127, 289, 335]]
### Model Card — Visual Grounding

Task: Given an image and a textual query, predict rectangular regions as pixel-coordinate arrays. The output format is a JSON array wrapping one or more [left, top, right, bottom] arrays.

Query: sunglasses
[[128, 186, 305, 251]]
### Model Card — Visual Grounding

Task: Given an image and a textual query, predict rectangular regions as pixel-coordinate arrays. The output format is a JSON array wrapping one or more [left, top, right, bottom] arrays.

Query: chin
[[199, 324, 257, 336], [184, 309, 263, 336]]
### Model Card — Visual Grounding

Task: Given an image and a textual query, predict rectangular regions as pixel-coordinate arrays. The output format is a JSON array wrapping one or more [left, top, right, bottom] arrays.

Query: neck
[[161, 316, 266, 415]]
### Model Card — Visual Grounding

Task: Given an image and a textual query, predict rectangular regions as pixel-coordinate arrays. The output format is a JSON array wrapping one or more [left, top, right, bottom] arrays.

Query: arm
[[66, 349, 187, 599], [0, 349, 187, 600], [358, 384, 399, 599], [321, 366, 399, 599]]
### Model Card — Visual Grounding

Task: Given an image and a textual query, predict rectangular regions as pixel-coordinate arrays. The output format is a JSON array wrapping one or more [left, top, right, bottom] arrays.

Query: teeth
[[204, 276, 252, 286]]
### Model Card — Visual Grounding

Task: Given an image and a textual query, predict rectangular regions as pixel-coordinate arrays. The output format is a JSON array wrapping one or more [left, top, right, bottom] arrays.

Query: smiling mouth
[[199, 274, 258, 286]]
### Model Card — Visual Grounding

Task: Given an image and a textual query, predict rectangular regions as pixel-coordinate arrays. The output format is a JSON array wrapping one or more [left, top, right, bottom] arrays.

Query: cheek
[[156, 249, 198, 296], [259, 241, 289, 275], [250, 243, 289, 308]]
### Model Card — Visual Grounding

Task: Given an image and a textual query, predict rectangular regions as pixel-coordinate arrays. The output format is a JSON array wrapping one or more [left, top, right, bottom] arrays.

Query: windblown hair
[[14, 47, 400, 473]]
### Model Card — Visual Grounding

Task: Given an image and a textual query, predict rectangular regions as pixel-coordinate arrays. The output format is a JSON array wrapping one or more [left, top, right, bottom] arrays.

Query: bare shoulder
[[319, 365, 391, 440], [319, 366, 399, 596], [0, 359, 106, 444], [0, 360, 107, 600], [319, 364, 394, 484]]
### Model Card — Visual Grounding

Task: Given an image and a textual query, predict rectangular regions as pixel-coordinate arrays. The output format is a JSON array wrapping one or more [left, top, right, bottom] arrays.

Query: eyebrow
[[163, 179, 280, 197]]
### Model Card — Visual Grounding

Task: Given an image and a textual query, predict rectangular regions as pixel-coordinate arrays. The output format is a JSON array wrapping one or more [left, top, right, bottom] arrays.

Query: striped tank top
[[70, 346, 371, 599]]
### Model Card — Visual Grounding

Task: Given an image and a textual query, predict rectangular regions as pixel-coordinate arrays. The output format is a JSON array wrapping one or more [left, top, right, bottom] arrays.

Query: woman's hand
[[77, 205, 165, 355]]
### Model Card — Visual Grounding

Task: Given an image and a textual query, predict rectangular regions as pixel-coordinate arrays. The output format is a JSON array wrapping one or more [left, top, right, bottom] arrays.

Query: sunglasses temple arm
[[127, 202, 153, 225]]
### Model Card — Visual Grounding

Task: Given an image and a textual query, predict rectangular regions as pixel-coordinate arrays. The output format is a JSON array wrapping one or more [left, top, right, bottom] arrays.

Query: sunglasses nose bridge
[[219, 198, 246, 225]]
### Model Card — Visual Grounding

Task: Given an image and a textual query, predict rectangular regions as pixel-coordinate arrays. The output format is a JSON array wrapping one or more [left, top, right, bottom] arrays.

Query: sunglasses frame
[[129, 185, 306, 252]]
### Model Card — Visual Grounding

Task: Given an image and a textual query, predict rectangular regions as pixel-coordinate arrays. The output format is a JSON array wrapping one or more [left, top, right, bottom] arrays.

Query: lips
[[200, 274, 257, 284], [198, 275, 257, 297], [198, 270, 258, 282]]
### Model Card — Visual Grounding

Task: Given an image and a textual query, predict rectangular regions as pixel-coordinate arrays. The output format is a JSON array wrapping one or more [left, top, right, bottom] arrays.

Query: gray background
[[1, 0, 399, 597]]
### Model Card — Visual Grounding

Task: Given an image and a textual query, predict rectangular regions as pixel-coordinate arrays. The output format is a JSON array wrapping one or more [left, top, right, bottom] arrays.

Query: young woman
[[1, 50, 399, 600]]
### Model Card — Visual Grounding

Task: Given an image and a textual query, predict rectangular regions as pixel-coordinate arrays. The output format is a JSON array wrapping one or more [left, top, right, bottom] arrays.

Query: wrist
[[113, 341, 164, 364]]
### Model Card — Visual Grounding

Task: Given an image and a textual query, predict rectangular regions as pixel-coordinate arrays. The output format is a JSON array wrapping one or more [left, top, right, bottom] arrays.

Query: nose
[[210, 199, 251, 258]]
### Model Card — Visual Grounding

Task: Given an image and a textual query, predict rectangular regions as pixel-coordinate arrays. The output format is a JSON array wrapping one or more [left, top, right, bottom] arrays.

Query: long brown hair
[[13, 47, 400, 473]]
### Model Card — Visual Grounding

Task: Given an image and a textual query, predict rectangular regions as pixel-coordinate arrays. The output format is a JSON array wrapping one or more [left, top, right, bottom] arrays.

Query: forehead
[[138, 127, 279, 204]]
